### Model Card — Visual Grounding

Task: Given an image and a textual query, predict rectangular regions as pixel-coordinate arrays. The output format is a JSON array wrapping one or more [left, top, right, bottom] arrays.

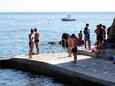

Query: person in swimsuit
[[29, 28, 34, 58], [78, 30, 83, 46], [83, 23, 91, 50], [67, 35, 72, 57], [71, 34, 78, 64], [34, 28, 39, 54], [95, 24, 105, 47], [96, 24, 105, 41]]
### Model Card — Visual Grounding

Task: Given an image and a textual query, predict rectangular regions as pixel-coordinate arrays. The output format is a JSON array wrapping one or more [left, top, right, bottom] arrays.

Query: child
[[71, 34, 78, 64]]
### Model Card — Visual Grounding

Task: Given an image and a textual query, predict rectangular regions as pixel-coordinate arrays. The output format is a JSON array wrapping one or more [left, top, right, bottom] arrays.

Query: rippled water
[[0, 12, 115, 57], [0, 69, 69, 86], [0, 12, 115, 86]]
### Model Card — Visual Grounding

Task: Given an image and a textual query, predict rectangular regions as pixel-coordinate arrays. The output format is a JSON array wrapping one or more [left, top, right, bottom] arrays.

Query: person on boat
[[34, 28, 39, 54], [28, 28, 34, 58], [78, 30, 83, 46], [83, 23, 91, 50], [71, 34, 79, 64]]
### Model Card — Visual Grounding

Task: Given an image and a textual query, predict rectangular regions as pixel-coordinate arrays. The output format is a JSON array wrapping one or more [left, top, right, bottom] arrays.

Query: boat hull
[[61, 18, 76, 21]]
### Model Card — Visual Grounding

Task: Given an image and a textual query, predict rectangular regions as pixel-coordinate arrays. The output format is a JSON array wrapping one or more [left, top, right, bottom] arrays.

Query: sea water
[[0, 12, 115, 57], [0, 69, 68, 86], [0, 12, 115, 86]]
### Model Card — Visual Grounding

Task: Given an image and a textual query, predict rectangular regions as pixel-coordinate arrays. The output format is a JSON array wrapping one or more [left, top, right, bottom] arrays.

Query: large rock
[[108, 18, 115, 43]]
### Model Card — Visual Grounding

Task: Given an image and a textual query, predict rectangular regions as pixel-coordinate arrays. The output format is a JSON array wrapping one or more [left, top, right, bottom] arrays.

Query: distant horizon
[[0, 11, 115, 13]]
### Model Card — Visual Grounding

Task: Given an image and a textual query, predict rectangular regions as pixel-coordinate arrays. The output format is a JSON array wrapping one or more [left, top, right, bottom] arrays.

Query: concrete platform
[[0, 53, 115, 86]]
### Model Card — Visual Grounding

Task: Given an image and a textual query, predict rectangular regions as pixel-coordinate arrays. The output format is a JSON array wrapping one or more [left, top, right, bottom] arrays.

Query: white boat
[[61, 15, 76, 21]]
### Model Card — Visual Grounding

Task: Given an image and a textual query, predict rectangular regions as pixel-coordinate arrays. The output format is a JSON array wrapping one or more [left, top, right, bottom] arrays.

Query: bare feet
[[29, 56, 32, 59], [71, 61, 77, 64]]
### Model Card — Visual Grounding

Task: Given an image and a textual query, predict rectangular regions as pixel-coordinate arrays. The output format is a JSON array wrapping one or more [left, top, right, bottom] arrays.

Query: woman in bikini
[[29, 28, 34, 58], [34, 28, 39, 54]]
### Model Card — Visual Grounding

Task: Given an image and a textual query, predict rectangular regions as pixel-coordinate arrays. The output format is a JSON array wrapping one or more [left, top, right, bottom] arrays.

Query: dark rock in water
[[108, 18, 115, 44], [48, 41, 56, 45]]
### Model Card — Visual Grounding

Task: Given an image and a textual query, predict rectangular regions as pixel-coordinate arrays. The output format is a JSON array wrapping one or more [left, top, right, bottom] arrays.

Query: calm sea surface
[[0, 12, 115, 86], [0, 12, 115, 57]]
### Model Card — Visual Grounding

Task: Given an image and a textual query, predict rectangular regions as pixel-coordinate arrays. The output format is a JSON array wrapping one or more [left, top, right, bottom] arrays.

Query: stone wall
[[0, 58, 114, 86]]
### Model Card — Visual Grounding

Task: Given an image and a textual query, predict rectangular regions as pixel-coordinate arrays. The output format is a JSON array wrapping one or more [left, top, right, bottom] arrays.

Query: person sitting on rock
[[96, 40, 104, 49], [91, 40, 104, 53]]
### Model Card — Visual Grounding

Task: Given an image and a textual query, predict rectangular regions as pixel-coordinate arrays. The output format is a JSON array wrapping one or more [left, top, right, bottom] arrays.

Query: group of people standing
[[65, 23, 91, 64], [65, 23, 111, 63], [78, 23, 110, 50], [28, 23, 110, 63], [28, 28, 39, 58], [94, 24, 107, 49]]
